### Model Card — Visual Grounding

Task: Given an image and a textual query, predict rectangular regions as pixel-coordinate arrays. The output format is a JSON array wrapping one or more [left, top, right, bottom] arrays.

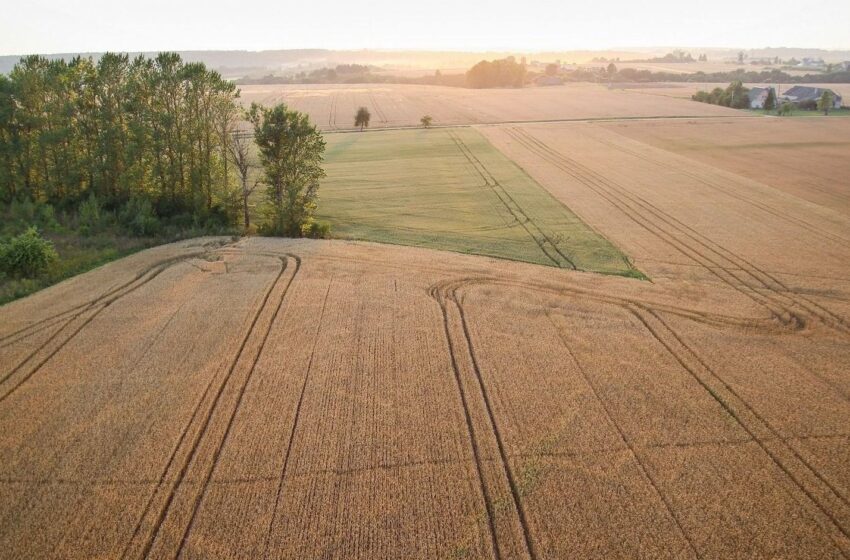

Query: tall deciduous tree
[[227, 126, 258, 229], [248, 103, 326, 236]]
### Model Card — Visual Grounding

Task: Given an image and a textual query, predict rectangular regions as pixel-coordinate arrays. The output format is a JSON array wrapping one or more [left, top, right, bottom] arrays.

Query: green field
[[318, 128, 639, 276]]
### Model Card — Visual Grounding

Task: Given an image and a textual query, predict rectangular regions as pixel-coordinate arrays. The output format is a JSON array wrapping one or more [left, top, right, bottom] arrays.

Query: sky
[[2, 0, 848, 55]]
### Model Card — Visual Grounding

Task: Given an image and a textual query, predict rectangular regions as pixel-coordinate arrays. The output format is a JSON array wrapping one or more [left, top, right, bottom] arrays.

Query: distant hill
[[3, 48, 849, 77]]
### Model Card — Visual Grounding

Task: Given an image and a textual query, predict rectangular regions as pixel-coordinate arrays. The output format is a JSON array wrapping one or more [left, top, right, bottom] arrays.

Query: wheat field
[[2, 116, 849, 559]]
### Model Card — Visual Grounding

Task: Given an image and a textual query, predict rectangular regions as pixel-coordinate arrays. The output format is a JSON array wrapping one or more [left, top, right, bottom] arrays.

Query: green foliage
[[119, 197, 161, 237], [466, 57, 527, 88], [0, 52, 241, 228], [77, 192, 105, 236], [318, 128, 637, 276], [692, 81, 751, 109], [248, 103, 326, 237], [3, 198, 60, 235], [355, 107, 371, 130], [0, 227, 59, 278], [818, 90, 835, 115], [302, 219, 331, 239], [763, 88, 777, 111]]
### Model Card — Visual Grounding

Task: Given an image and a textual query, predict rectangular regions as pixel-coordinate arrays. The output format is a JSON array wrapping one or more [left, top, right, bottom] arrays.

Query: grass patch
[[0, 233, 154, 306], [316, 128, 639, 276]]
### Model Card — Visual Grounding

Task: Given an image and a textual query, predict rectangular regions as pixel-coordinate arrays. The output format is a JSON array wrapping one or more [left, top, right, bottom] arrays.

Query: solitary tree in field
[[248, 102, 326, 236], [355, 107, 371, 131], [420, 115, 433, 128], [817, 90, 835, 115]]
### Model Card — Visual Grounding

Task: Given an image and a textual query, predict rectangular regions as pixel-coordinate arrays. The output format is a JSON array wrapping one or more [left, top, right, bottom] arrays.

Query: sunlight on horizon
[[2, 0, 848, 55]]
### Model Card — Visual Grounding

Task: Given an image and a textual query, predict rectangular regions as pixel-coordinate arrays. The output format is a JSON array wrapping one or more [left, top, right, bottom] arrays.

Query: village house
[[748, 86, 776, 109], [782, 86, 843, 108]]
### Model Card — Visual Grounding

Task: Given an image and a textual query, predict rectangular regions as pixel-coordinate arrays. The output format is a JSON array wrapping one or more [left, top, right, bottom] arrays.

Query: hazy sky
[[2, 0, 848, 55]]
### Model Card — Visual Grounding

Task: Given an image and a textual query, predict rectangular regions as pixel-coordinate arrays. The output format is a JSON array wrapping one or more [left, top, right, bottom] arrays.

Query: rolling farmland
[[239, 83, 741, 130], [2, 110, 850, 558]]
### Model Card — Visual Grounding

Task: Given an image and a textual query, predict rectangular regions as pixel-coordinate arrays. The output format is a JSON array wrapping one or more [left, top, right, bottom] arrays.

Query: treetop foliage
[[248, 103, 326, 237], [0, 52, 241, 226], [466, 56, 527, 88]]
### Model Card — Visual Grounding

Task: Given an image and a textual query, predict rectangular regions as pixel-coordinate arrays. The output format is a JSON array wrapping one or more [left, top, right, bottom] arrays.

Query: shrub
[[119, 197, 161, 237], [0, 227, 59, 277], [78, 193, 104, 236], [5, 198, 59, 234], [302, 220, 331, 239]]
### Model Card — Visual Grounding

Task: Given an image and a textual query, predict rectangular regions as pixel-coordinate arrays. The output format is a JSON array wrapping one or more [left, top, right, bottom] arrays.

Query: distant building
[[748, 86, 776, 109], [782, 86, 843, 108], [797, 57, 826, 69]]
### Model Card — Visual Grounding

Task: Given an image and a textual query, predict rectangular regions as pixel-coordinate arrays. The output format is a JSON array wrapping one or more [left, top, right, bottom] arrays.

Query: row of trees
[[691, 81, 752, 108], [0, 53, 328, 238], [0, 53, 240, 222]]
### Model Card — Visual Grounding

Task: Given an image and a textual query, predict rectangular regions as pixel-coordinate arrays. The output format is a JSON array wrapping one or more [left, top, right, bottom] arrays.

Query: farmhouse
[[748, 86, 776, 109], [782, 86, 843, 108]]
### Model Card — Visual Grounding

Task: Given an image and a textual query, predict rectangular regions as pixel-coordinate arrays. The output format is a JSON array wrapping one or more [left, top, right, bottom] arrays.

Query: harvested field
[[2, 116, 850, 559], [592, 117, 850, 213], [238, 83, 740, 130]]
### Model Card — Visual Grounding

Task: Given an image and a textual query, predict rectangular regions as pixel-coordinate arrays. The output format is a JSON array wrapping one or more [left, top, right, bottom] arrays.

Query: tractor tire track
[[449, 130, 576, 269], [590, 133, 850, 334], [430, 280, 538, 560], [428, 283, 501, 560], [260, 277, 333, 559], [505, 127, 804, 329], [546, 312, 701, 559], [173, 255, 302, 558], [631, 307, 850, 555], [0, 253, 200, 349], [121, 255, 295, 560], [0, 260, 186, 405], [593, 132, 850, 246], [508, 127, 850, 335], [437, 274, 850, 556]]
